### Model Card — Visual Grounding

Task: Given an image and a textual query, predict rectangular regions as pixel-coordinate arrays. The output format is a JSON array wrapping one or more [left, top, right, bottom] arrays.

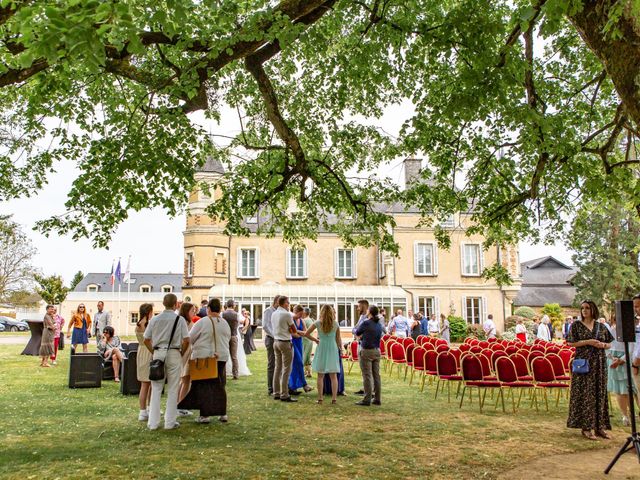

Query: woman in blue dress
[[289, 306, 312, 394], [303, 305, 342, 404]]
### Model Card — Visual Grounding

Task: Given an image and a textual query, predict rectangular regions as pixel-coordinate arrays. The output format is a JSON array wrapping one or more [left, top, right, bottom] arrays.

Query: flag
[[123, 256, 131, 283], [109, 260, 115, 286], [115, 259, 122, 284]]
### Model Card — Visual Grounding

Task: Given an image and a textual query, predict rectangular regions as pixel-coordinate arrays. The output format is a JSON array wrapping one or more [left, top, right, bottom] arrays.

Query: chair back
[[461, 354, 483, 381], [350, 341, 359, 361], [402, 337, 415, 348], [417, 335, 429, 346], [459, 343, 471, 352], [558, 349, 573, 373], [545, 353, 565, 378], [491, 350, 508, 370], [423, 342, 436, 352], [379, 339, 387, 356], [405, 343, 417, 365], [495, 357, 519, 383], [425, 349, 438, 372], [470, 346, 482, 354], [510, 353, 530, 378], [413, 346, 427, 370], [435, 338, 448, 346], [468, 338, 479, 346], [527, 350, 544, 368], [449, 348, 462, 368], [477, 353, 493, 377], [532, 357, 556, 383], [479, 341, 489, 349], [382, 334, 391, 343], [436, 351, 458, 376], [505, 346, 520, 356], [435, 343, 449, 353], [489, 343, 505, 352], [390, 343, 406, 362], [487, 337, 498, 343], [531, 344, 545, 352]]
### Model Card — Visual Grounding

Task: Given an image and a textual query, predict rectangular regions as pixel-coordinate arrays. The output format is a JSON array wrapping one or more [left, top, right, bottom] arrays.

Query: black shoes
[[372, 400, 381, 406], [354, 389, 365, 395], [273, 395, 281, 400], [355, 401, 371, 406], [289, 389, 302, 396], [281, 397, 298, 403]]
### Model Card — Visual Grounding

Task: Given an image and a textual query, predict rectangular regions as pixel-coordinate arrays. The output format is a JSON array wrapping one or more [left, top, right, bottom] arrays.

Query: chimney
[[403, 157, 422, 189]]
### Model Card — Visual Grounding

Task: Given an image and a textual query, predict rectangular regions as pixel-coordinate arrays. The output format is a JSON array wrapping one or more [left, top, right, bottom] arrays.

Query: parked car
[[0, 322, 4, 332], [0, 316, 29, 332]]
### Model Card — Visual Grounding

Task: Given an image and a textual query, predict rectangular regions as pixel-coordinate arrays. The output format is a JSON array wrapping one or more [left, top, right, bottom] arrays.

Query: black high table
[[21, 319, 43, 356]]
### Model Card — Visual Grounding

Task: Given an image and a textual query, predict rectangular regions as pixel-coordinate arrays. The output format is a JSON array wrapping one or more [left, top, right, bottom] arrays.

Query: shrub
[[514, 306, 536, 319], [505, 315, 526, 331], [466, 323, 486, 340], [541, 303, 563, 324], [448, 316, 466, 342]]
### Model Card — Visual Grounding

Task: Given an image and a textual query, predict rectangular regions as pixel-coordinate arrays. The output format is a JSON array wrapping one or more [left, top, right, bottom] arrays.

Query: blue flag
[[115, 259, 122, 284]]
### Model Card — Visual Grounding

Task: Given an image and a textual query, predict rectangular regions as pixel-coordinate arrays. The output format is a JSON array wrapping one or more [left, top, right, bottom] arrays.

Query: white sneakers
[[177, 409, 193, 417], [164, 422, 180, 430], [195, 416, 211, 424], [138, 410, 149, 421], [219, 415, 228, 423]]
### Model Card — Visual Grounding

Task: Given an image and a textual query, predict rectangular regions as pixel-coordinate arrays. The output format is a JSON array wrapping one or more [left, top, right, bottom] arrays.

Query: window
[[130, 312, 139, 325], [378, 250, 386, 278], [238, 248, 259, 278], [140, 285, 151, 293], [417, 297, 437, 318], [184, 296, 192, 303], [337, 304, 355, 328], [215, 252, 227, 275], [414, 242, 437, 276], [463, 297, 484, 324], [335, 249, 356, 279], [287, 249, 307, 279], [161, 285, 173, 293], [86, 284, 98, 293], [186, 252, 194, 277], [461, 244, 482, 276], [440, 214, 455, 228], [246, 216, 258, 224]]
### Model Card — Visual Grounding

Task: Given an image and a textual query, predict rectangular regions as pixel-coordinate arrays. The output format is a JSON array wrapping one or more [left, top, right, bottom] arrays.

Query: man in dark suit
[[222, 299, 239, 379], [197, 299, 208, 318], [562, 316, 573, 340]]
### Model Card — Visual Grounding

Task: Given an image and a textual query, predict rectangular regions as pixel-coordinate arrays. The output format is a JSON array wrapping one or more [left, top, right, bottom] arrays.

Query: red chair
[[422, 350, 439, 392], [487, 337, 498, 343], [449, 348, 462, 369], [468, 338, 479, 346], [459, 354, 501, 412], [531, 344, 545, 352], [379, 339, 388, 371], [510, 353, 533, 381], [464, 337, 475, 344], [382, 334, 391, 343], [417, 335, 429, 346], [558, 349, 574, 374], [436, 343, 449, 353], [490, 350, 508, 371], [423, 342, 436, 352], [346, 341, 359, 374], [470, 346, 483, 354], [495, 357, 535, 412], [341, 342, 350, 359], [388, 343, 406, 377], [435, 351, 462, 402], [409, 346, 427, 386], [479, 341, 489, 349], [435, 338, 448, 347], [505, 346, 520, 356], [477, 353, 497, 380], [459, 343, 471, 352], [401, 337, 415, 350], [404, 343, 417, 380], [489, 343, 505, 352], [545, 353, 570, 382], [531, 357, 570, 411], [527, 350, 544, 367]]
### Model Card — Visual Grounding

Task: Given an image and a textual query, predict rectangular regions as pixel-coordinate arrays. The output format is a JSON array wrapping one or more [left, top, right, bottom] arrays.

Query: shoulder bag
[[189, 317, 219, 381], [149, 315, 180, 381], [572, 322, 600, 375]]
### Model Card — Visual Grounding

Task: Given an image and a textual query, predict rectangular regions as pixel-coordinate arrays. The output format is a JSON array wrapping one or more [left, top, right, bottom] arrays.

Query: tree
[[0, 215, 37, 301], [541, 303, 563, 330], [33, 274, 69, 306], [0, 1, 639, 276], [569, 196, 640, 311], [70, 271, 84, 291]]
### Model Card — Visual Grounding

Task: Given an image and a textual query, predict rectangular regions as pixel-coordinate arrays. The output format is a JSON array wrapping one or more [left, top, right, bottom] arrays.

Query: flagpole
[[125, 255, 131, 336], [117, 257, 122, 333]]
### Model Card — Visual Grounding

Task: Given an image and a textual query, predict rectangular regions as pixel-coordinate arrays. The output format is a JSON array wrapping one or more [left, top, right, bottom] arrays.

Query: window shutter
[[286, 248, 291, 278], [237, 248, 242, 278], [482, 296, 487, 323], [479, 245, 485, 273], [334, 248, 339, 278], [460, 243, 465, 276], [352, 249, 358, 279], [462, 296, 467, 323], [435, 297, 440, 317], [255, 249, 260, 278], [433, 243, 439, 275], [303, 249, 308, 277], [413, 243, 419, 275]]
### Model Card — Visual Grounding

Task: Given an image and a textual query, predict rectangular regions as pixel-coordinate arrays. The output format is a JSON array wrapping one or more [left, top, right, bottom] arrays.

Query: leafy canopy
[[1, 0, 639, 274]]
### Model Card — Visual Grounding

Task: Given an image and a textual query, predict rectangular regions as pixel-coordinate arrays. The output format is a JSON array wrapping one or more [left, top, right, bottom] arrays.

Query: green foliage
[[466, 323, 487, 340], [69, 271, 84, 291], [0, 216, 37, 301], [514, 306, 536, 319], [5, 290, 40, 308], [541, 303, 563, 333], [505, 315, 526, 331], [34, 274, 69, 306], [448, 315, 467, 342], [569, 197, 640, 310]]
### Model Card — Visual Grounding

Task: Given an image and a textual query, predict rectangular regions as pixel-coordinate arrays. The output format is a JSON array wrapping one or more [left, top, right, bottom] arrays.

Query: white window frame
[[86, 284, 98, 293], [440, 214, 456, 228], [335, 248, 357, 279], [161, 285, 173, 293], [139, 284, 151, 293], [186, 252, 194, 278], [130, 312, 139, 325], [460, 243, 484, 277], [237, 247, 260, 279], [378, 250, 386, 279], [286, 248, 308, 279], [462, 296, 486, 324], [414, 241, 438, 276]]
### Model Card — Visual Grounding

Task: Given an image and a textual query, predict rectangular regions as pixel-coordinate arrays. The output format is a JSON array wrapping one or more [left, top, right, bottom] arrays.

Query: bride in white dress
[[227, 325, 251, 377]]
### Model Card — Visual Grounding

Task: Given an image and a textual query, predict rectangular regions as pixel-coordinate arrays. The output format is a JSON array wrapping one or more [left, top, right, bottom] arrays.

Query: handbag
[[572, 322, 600, 375], [149, 315, 180, 381], [189, 317, 219, 381]]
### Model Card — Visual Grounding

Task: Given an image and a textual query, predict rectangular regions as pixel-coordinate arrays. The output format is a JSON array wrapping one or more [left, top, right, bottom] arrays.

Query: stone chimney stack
[[403, 157, 422, 189]]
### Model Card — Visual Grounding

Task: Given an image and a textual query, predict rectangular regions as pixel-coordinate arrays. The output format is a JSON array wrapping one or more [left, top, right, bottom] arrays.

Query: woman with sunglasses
[[66, 304, 92, 352]]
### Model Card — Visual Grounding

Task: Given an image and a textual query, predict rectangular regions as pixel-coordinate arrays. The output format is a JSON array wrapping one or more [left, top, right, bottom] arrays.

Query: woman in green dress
[[302, 308, 314, 377], [303, 305, 341, 404]]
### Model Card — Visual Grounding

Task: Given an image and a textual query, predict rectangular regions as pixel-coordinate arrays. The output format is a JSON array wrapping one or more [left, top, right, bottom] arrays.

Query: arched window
[[139, 284, 152, 293], [86, 284, 99, 292]]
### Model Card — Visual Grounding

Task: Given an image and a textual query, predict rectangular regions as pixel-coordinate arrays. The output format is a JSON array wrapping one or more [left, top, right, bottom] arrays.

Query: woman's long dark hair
[[369, 305, 380, 323], [137, 303, 153, 329], [179, 302, 195, 326], [580, 300, 599, 321]]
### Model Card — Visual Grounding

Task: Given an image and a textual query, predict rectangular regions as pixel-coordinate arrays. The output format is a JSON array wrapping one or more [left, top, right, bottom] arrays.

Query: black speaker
[[120, 351, 141, 395], [615, 300, 636, 342]]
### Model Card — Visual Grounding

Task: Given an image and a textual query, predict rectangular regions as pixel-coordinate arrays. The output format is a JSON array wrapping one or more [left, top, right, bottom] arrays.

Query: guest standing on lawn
[[66, 304, 92, 352], [97, 326, 124, 383], [304, 304, 340, 404], [605, 312, 636, 427], [440, 313, 450, 344], [289, 305, 313, 395], [354, 305, 383, 406], [567, 300, 613, 440], [515, 318, 527, 343], [272, 296, 297, 403], [177, 302, 196, 417], [302, 307, 314, 378], [262, 295, 279, 396], [50, 307, 65, 365], [39, 305, 56, 368], [143, 293, 190, 431], [135, 303, 154, 422]]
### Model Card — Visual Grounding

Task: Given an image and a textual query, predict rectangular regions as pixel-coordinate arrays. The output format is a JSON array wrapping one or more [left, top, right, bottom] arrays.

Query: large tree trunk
[[569, 1, 640, 126]]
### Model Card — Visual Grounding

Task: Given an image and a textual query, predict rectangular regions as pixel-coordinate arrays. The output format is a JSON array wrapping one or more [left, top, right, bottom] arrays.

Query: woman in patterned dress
[[39, 305, 56, 367], [567, 300, 613, 440]]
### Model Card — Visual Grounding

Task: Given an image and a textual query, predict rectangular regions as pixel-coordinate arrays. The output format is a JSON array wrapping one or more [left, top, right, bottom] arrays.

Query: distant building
[[183, 157, 522, 332], [513, 256, 578, 315], [61, 273, 183, 335]]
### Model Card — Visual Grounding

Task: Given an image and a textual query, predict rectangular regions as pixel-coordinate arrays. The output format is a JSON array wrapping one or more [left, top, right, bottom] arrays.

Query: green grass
[[0, 345, 616, 480]]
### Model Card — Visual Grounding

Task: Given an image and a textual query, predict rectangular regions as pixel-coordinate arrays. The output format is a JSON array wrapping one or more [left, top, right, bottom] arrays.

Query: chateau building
[[183, 158, 522, 333]]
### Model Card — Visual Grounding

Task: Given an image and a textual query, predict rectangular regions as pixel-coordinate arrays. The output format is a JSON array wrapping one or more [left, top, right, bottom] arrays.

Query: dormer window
[[140, 285, 152, 293], [87, 284, 99, 293], [161, 285, 173, 293]]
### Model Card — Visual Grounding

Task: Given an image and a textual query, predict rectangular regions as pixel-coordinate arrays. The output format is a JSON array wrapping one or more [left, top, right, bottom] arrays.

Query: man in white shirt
[[427, 314, 440, 337], [536, 316, 551, 341], [92, 301, 112, 344], [262, 295, 280, 396], [271, 296, 297, 402], [483, 314, 497, 339], [389, 309, 410, 338], [143, 293, 190, 430]]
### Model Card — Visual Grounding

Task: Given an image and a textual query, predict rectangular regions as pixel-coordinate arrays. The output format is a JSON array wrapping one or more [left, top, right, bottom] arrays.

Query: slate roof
[[513, 256, 578, 307], [198, 155, 225, 174], [74, 273, 183, 293]]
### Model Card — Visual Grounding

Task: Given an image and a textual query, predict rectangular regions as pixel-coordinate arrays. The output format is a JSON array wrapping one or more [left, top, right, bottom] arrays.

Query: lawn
[[0, 345, 619, 480]]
